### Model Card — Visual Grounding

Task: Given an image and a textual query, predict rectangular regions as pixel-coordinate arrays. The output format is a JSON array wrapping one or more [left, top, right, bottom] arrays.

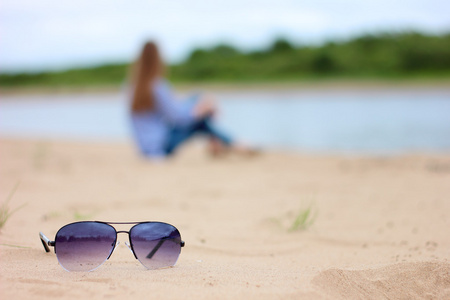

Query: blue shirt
[[130, 79, 197, 158]]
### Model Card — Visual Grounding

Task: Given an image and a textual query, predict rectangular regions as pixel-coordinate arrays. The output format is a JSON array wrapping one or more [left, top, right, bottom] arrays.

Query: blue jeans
[[164, 118, 233, 155]]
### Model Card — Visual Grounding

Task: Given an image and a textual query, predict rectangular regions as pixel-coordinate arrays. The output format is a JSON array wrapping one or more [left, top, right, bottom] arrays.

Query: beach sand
[[0, 138, 449, 299]]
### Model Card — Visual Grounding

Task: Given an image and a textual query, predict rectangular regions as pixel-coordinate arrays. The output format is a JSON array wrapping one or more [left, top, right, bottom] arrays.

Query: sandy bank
[[0, 138, 449, 299]]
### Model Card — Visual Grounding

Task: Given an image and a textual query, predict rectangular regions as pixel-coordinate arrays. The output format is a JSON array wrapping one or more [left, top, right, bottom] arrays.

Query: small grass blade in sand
[[73, 210, 96, 221], [289, 204, 317, 232], [0, 183, 27, 230]]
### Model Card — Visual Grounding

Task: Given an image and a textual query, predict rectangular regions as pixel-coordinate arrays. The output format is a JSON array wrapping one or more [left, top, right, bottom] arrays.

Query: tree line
[[1, 31, 449, 88], [172, 31, 450, 80]]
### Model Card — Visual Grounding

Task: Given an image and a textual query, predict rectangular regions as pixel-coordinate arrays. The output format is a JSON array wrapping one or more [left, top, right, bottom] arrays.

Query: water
[[1, 89, 449, 154]]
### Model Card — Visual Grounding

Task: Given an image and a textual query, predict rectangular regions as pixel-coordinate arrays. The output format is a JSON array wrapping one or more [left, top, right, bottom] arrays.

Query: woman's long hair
[[131, 41, 164, 112]]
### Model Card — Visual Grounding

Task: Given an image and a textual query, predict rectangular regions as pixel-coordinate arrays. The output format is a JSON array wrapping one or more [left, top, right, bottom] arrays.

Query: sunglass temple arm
[[146, 239, 185, 259], [39, 232, 55, 252]]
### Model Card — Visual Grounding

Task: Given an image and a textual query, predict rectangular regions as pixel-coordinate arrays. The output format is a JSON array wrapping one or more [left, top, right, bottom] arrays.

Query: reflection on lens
[[130, 222, 182, 270], [55, 222, 116, 272]]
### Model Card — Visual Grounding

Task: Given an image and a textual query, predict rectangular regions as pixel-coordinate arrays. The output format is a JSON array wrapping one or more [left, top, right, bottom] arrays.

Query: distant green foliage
[[0, 63, 129, 88], [270, 38, 296, 53], [172, 31, 450, 81], [1, 31, 449, 88]]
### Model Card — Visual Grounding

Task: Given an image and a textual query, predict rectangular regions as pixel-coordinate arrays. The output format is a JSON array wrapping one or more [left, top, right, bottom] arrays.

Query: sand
[[0, 138, 449, 299]]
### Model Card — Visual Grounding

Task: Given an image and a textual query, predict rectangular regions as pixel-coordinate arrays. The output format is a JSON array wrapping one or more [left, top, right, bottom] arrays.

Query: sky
[[1, 0, 449, 72]]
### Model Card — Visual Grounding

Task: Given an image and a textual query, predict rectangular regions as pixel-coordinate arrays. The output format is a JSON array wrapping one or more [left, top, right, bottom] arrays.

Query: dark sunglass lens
[[55, 222, 116, 272], [130, 222, 182, 270]]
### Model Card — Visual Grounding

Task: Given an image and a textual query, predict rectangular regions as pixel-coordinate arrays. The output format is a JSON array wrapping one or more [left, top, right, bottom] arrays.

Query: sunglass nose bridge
[[116, 230, 130, 235], [124, 241, 139, 259], [115, 231, 138, 259], [124, 242, 134, 255]]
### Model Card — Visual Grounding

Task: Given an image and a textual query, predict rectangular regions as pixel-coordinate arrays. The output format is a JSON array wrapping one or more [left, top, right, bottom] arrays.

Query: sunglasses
[[39, 221, 185, 272]]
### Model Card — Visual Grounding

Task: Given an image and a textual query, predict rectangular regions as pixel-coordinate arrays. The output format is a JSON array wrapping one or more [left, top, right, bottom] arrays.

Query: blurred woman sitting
[[129, 41, 255, 159]]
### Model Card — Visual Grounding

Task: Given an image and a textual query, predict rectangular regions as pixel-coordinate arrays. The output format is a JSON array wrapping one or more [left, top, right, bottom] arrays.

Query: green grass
[[288, 204, 317, 232], [268, 201, 317, 232], [73, 210, 96, 221], [0, 183, 27, 230]]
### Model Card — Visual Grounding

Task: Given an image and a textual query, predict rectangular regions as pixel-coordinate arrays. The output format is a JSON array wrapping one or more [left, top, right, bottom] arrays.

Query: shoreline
[[1, 78, 450, 96], [1, 136, 449, 158]]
